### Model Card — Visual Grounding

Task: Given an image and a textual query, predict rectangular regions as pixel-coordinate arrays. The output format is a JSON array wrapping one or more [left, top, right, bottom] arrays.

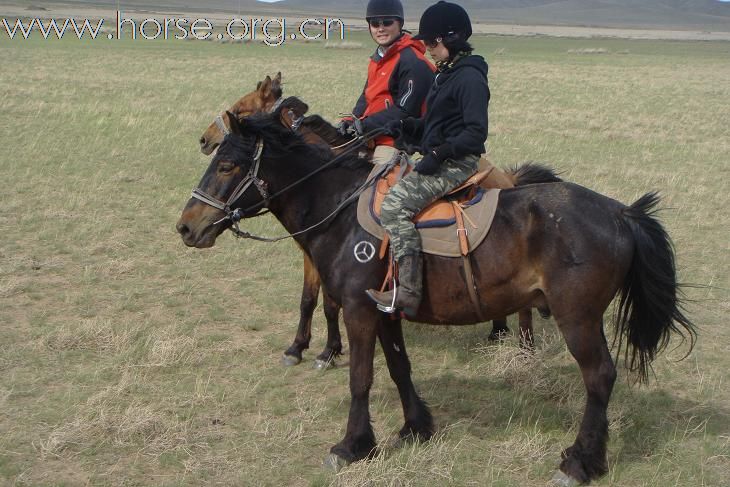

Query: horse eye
[[218, 161, 235, 173]]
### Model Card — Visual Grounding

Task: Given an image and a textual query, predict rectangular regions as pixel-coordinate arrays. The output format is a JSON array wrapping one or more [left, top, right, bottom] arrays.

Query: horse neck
[[298, 126, 329, 147], [300, 116, 351, 147], [261, 150, 369, 246]]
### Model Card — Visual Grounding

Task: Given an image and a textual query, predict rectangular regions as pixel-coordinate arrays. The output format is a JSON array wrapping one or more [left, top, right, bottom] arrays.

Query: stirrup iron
[[376, 286, 398, 314], [376, 265, 399, 313]]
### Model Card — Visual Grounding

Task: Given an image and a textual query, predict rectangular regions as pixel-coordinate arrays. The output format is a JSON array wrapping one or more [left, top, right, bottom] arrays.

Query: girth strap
[[462, 254, 486, 322], [452, 201, 486, 321]]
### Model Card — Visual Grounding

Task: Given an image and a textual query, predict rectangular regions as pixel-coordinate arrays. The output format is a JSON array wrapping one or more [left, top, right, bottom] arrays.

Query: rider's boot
[[366, 253, 422, 317]]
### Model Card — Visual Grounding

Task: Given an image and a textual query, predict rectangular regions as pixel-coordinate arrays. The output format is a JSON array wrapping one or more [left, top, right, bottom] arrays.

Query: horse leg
[[325, 304, 378, 468], [282, 253, 319, 366], [518, 308, 535, 350], [313, 289, 343, 370], [488, 317, 510, 341], [377, 317, 433, 443], [555, 318, 616, 485]]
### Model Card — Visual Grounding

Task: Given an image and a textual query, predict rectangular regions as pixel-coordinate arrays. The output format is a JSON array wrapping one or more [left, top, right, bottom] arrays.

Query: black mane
[[300, 115, 350, 147], [220, 112, 370, 172]]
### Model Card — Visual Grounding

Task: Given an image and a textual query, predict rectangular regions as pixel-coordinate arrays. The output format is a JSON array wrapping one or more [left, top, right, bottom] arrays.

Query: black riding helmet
[[366, 0, 404, 22], [413, 1, 472, 41]]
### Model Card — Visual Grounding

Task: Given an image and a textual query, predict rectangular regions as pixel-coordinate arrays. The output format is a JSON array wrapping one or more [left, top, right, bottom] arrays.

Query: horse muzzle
[[176, 218, 224, 248], [199, 136, 219, 156]]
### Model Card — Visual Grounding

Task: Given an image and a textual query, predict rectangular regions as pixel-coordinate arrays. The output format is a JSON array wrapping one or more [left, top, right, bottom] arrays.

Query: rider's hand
[[337, 117, 364, 137], [336, 118, 354, 137], [384, 119, 403, 137], [414, 152, 440, 175], [400, 117, 422, 137], [414, 144, 454, 176]]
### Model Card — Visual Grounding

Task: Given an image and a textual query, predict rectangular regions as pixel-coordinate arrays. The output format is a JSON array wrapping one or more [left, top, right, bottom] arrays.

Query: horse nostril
[[176, 222, 190, 236], [199, 136, 206, 147]]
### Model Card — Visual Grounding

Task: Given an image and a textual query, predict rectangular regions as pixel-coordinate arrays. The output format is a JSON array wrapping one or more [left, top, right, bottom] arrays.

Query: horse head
[[179, 110, 320, 248], [199, 72, 282, 155]]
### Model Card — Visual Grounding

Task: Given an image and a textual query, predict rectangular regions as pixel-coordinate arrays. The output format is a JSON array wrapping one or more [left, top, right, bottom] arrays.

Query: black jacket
[[419, 55, 490, 158]]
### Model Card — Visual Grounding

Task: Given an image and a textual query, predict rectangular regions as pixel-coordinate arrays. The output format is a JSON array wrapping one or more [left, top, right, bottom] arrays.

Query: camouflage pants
[[381, 154, 479, 260]]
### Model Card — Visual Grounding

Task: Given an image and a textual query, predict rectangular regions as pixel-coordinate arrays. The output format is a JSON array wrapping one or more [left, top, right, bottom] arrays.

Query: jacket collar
[[370, 33, 423, 62]]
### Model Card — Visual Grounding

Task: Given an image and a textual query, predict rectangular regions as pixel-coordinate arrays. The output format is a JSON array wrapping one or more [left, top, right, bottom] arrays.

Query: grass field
[[1, 30, 729, 486]]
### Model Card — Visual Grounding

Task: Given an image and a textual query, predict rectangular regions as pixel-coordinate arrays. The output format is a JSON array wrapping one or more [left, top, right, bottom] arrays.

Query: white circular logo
[[353, 241, 376, 263]]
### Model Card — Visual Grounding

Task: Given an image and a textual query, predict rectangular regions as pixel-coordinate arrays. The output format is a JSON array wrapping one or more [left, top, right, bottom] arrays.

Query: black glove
[[400, 117, 423, 137], [337, 118, 363, 136], [336, 118, 354, 137], [384, 119, 403, 137], [414, 153, 440, 175], [414, 144, 455, 176]]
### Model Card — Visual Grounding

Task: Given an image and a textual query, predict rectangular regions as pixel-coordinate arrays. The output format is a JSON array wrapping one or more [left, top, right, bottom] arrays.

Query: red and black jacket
[[352, 33, 435, 146]]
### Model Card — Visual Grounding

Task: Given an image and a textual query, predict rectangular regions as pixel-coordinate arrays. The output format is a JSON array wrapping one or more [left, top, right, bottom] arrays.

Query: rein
[[191, 127, 387, 243]]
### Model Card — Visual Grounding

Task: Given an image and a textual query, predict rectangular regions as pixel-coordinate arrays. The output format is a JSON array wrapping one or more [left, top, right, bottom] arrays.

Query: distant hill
[[277, 0, 730, 30], [55, 0, 730, 30]]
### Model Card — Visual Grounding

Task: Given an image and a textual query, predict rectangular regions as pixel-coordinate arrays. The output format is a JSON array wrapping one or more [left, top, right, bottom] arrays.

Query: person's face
[[425, 37, 449, 62], [368, 17, 401, 47]]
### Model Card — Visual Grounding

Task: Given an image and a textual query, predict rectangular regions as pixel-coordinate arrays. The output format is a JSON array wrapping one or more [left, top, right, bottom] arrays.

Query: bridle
[[190, 137, 268, 226], [187, 126, 388, 243]]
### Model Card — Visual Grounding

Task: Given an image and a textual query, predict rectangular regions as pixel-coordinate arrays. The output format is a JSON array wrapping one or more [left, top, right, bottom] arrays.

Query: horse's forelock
[[214, 131, 254, 167]]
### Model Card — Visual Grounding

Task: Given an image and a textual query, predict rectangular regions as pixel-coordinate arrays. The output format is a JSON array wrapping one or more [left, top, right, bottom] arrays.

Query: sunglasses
[[424, 37, 443, 48], [369, 18, 397, 28]]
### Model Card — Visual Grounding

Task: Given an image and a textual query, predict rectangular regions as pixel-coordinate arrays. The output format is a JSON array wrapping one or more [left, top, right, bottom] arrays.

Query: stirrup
[[376, 286, 398, 314]]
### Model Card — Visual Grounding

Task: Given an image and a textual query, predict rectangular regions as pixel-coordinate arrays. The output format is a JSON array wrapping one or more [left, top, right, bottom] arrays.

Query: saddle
[[356, 158, 503, 321], [357, 158, 502, 258]]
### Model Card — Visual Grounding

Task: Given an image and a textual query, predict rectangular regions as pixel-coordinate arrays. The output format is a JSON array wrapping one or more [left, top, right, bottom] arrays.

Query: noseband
[[190, 137, 268, 225]]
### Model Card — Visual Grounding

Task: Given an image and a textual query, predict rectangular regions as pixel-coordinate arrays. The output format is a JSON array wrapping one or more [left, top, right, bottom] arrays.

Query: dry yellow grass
[[0, 30, 728, 486]]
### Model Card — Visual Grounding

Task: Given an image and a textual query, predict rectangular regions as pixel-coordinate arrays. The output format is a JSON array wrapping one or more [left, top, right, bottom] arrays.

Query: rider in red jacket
[[338, 0, 435, 165]]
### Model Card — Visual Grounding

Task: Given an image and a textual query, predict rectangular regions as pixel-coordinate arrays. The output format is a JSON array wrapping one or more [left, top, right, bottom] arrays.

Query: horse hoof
[[551, 470, 581, 487], [322, 453, 349, 472], [382, 432, 404, 450], [313, 358, 335, 370], [281, 354, 301, 367]]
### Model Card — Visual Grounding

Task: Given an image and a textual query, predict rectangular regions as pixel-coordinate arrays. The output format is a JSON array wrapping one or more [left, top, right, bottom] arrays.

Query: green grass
[[1, 31, 729, 486]]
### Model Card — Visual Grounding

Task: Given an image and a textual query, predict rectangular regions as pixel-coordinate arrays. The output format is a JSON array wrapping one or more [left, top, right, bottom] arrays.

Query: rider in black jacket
[[367, 1, 490, 316]]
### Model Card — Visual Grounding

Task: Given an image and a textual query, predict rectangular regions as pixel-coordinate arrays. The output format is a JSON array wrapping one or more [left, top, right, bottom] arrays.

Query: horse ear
[[271, 71, 283, 98], [276, 98, 309, 130], [279, 97, 308, 119], [226, 111, 243, 135], [259, 75, 273, 97]]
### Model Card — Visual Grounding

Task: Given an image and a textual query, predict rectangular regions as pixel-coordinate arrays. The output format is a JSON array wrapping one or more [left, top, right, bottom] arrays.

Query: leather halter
[[214, 114, 230, 136], [190, 138, 267, 222]]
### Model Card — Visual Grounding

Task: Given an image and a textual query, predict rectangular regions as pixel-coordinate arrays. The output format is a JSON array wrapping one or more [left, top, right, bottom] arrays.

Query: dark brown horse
[[177, 112, 695, 485], [200, 79, 546, 369]]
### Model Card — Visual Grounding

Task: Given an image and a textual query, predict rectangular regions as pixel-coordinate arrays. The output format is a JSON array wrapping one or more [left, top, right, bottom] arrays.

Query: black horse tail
[[509, 162, 563, 186], [614, 192, 697, 382]]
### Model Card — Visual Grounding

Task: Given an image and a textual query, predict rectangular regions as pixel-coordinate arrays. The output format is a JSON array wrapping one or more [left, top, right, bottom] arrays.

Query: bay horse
[[177, 113, 695, 485], [199, 76, 549, 368]]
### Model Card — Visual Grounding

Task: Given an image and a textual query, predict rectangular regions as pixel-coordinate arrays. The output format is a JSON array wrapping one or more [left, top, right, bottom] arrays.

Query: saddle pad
[[356, 165, 501, 258]]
